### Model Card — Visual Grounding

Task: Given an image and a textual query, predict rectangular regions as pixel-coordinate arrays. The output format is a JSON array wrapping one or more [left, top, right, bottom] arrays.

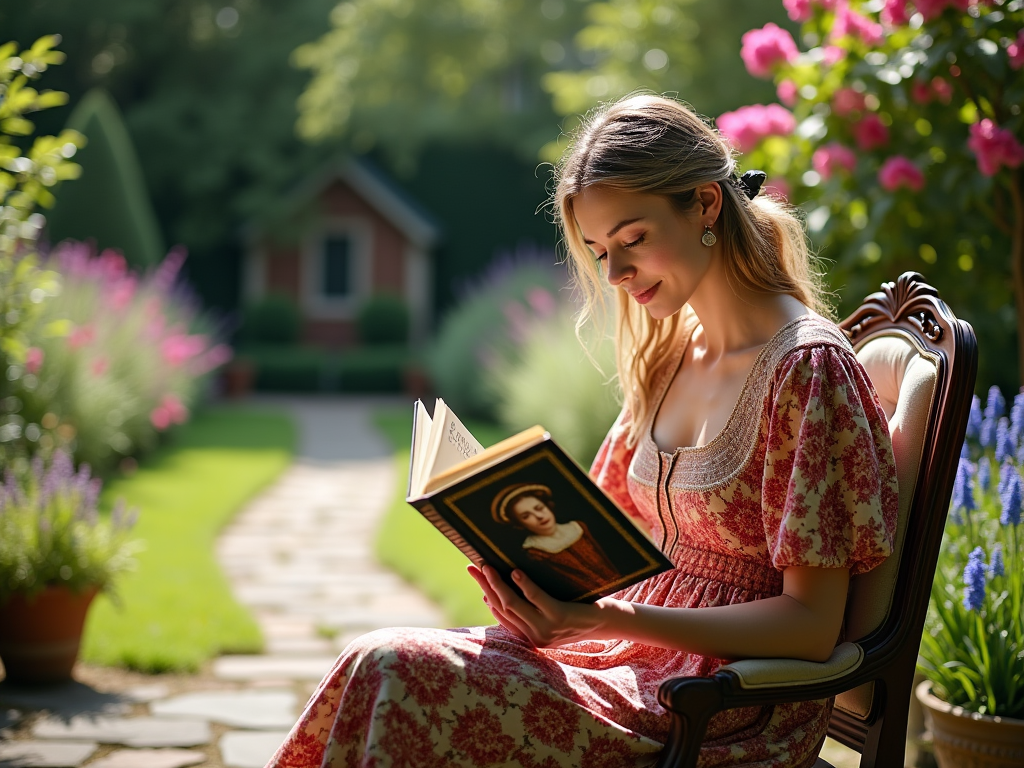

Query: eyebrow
[[582, 217, 644, 245]]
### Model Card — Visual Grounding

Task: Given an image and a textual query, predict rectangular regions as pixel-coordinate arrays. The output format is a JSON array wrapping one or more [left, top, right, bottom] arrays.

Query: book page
[[421, 425, 547, 495], [409, 400, 433, 496], [422, 398, 485, 490]]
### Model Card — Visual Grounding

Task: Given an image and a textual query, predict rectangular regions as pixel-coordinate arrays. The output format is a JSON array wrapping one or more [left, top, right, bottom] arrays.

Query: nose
[[604, 248, 637, 287]]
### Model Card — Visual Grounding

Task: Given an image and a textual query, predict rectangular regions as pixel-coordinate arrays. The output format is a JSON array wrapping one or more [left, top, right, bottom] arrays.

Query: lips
[[630, 282, 661, 305]]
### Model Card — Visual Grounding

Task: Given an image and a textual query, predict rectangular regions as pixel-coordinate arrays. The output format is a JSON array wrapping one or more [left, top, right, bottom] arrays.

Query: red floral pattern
[[266, 316, 898, 768]]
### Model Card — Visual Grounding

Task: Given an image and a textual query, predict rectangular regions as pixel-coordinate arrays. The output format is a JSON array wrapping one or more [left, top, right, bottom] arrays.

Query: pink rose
[[1008, 30, 1024, 70], [783, 0, 813, 21], [910, 80, 933, 105], [25, 347, 44, 374], [150, 406, 171, 431], [832, 4, 885, 45], [161, 394, 189, 425], [832, 87, 867, 117], [823, 45, 846, 65], [813, 143, 858, 180], [740, 23, 799, 79], [765, 177, 792, 200], [717, 104, 797, 152], [967, 119, 1024, 176], [881, 0, 910, 25], [930, 77, 953, 103], [878, 156, 925, 192], [913, 0, 950, 20], [91, 357, 108, 377], [777, 79, 799, 107], [853, 114, 890, 151]]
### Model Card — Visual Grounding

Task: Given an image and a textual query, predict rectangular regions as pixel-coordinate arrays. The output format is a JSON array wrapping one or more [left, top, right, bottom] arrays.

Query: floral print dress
[[266, 314, 898, 768]]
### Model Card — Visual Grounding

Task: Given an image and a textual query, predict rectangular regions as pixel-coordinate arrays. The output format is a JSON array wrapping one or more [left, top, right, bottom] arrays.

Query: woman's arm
[[469, 564, 849, 663]]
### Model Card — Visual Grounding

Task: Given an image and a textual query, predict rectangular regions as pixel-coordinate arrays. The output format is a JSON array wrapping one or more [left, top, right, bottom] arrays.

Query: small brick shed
[[241, 158, 440, 347]]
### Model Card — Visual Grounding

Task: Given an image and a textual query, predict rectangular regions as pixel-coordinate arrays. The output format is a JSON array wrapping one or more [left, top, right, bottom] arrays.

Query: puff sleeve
[[590, 406, 646, 526], [762, 345, 899, 575]]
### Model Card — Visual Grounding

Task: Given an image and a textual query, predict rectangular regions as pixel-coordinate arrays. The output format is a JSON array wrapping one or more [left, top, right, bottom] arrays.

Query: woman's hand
[[467, 564, 620, 648]]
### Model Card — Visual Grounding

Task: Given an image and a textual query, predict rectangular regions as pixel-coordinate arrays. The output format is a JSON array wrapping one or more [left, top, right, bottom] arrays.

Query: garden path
[[0, 396, 444, 768]]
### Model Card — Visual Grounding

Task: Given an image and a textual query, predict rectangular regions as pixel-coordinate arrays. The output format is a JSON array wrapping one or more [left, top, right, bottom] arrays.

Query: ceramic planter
[[0, 585, 97, 683], [916, 680, 1024, 768]]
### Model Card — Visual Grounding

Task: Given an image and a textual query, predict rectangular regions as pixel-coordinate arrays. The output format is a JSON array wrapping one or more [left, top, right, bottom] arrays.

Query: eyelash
[[594, 234, 645, 262]]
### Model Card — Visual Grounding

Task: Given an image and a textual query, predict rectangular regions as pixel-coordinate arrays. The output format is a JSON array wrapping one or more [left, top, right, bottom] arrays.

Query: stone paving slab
[[0, 683, 129, 718], [212, 657, 337, 682], [150, 691, 296, 729], [31, 716, 211, 748], [219, 731, 290, 768], [86, 749, 206, 768], [0, 740, 97, 767]]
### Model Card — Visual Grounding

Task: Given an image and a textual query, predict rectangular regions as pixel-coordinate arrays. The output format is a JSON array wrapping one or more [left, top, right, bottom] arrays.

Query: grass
[[372, 406, 513, 628], [80, 405, 295, 672]]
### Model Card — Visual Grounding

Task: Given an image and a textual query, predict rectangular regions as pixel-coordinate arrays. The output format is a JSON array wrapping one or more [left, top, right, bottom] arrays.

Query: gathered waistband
[[663, 541, 784, 594]]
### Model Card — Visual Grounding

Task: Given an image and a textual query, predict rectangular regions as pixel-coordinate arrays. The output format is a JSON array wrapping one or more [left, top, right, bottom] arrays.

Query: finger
[[482, 595, 535, 643], [511, 570, 559, 615], [483, 566, 534, 615]]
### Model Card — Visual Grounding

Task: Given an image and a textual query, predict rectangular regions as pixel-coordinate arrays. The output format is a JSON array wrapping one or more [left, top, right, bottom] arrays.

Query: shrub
[[238, 294, 302, 346], [338, 345, 408, 392], [358, 293, 409, 345], [428, 250, 565, 420], [484, 301, 619, 468], [243, 344, 409, 393], [11, 242, 231, 475]]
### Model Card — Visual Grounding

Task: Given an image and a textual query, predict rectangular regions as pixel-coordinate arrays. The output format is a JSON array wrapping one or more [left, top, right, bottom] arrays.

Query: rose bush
[[724, 0, 1024, 390]]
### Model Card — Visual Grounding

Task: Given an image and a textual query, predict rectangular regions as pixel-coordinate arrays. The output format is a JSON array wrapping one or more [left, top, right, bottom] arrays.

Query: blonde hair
[[554, 94, 831, 445]]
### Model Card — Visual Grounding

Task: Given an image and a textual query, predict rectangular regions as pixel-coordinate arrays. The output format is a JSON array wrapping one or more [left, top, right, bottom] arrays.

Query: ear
[[695, 182, 724, 226]]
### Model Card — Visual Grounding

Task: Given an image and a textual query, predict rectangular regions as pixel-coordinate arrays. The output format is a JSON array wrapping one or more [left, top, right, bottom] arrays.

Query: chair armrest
[[653, 644, 865, 768]]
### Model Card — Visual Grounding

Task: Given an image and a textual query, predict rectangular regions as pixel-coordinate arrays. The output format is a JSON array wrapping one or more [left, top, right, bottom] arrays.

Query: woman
[[492, 482, 621, 591], [266, 95, 898, 768]]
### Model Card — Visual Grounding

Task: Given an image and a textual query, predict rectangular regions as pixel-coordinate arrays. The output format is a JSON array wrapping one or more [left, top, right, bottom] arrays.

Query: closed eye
[[623, 234, 645, 249]]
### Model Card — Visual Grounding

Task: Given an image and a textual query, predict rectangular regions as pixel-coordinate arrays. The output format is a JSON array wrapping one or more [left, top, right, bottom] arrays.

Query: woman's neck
[[686, 258, 811, 362]]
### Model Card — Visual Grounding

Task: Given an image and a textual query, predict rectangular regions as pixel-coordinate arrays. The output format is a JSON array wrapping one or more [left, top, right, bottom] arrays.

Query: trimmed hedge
[[239, 345, 410, 393]]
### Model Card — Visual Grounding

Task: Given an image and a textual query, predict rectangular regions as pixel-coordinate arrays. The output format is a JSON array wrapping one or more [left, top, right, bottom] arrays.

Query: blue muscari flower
[[951, 458, 975, 519], [978, 456, 992, 492], [962, 547, 987, 611], [981, 416, 998, 449], [999, 459, 1015, 497], [1000, 470, 1022, 526], [966, 394, 983, 441], [961, 440, 969, 460], [985, 385, 1006, 420], [1011, 393, 1024, 444], [996, 417, 1015, 465], [989, 543, 1005, 578], [1017, 438, 1024, 467]]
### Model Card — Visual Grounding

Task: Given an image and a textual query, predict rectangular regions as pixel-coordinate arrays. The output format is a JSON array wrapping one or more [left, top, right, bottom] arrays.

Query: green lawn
[[372, 406, 512, 628], [81, 405, 295, 672]]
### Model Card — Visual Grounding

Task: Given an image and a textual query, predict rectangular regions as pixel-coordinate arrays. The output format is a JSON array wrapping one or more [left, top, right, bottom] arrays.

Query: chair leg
[[859, 676, 913, 768], [654, 678, 723, 768]]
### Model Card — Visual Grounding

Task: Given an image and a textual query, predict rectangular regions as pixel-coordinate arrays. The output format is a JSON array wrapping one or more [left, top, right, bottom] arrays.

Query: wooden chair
[[654, 272, 978, 768]]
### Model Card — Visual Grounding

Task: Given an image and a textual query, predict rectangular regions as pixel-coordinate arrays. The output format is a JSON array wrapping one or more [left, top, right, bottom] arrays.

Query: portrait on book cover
[[440, 447, 662, 601]]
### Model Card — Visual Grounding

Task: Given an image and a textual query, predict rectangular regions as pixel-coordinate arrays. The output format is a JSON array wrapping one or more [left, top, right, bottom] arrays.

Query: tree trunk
[[1012, 170, 1024, 389]]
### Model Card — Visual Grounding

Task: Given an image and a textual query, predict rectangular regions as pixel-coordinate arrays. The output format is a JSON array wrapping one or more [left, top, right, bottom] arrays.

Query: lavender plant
[[918, 388, 1024, 718], [0, 450, 140, 603]]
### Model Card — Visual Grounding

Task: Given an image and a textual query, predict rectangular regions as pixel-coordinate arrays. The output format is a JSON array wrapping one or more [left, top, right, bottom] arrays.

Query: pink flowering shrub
[[723, 0, 1024, 388], [14, 241, 231, 474]]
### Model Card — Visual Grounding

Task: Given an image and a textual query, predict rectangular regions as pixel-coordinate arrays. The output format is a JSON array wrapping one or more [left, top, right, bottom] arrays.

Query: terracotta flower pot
[[0, 585, 97, 684], [916, 680, 1024, 768]]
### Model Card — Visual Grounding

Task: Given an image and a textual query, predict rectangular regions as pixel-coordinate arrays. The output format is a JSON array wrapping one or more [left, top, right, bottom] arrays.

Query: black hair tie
[[736, 170, 766, 200]]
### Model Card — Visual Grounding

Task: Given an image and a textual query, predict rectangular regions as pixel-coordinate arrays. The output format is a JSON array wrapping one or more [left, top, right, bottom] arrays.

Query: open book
[[406, 398, 672, 603]]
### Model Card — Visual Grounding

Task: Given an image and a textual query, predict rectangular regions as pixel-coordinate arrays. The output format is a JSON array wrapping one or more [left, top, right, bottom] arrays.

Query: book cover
[[407, 407, 672, 603]]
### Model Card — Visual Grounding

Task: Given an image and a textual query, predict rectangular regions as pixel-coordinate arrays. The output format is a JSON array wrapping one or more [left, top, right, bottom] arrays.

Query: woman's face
[[511, 496, 558, 536], [572, 185, 715, 320]]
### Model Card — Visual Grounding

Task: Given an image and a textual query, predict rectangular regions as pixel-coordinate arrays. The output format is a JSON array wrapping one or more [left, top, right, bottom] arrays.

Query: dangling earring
[[701, 225, 717, 247]]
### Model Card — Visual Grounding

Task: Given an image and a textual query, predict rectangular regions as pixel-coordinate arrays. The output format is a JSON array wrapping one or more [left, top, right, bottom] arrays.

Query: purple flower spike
[[1000, 470, 1022, 526], [1011, 393, 1024, 441], [981, 417, 997, 449], [962, 546, 987, 611], [978, 457, 992, 492], [996, 417, 1014, 464], [999, 460, 1016, 497], [961, 441, 969, 460], [985, 385, 1006, 420], [951, 458, 975, 518], [966, 395, 982, 440], [989, 543, 1005, 578]]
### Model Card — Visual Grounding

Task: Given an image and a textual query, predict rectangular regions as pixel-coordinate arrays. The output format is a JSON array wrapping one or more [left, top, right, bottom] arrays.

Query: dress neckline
[[646, 313, 818, 457]]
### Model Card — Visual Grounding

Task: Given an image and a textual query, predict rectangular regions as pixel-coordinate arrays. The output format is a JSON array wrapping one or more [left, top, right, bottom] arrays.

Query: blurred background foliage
[[0, 0, 790, 315]]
